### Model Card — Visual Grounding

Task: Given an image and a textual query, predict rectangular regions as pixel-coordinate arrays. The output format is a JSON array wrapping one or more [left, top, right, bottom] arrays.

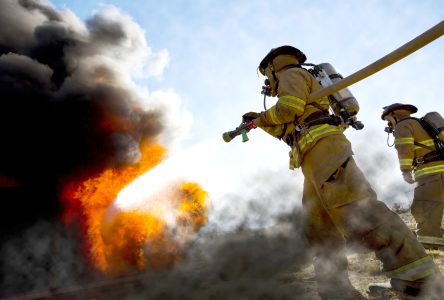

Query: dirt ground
[[292, 212, 444, 299]]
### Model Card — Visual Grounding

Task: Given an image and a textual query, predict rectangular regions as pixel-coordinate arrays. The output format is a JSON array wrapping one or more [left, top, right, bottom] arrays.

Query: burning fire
[[62, 143, 208, 275]]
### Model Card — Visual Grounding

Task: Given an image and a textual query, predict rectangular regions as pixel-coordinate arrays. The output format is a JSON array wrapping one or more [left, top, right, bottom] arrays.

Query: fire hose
[[222, 20, 444, 142]]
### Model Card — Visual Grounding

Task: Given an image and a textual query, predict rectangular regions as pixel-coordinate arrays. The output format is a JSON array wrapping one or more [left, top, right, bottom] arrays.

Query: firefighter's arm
[[394, 123, 415, 183], [256, 70, 308, 127]]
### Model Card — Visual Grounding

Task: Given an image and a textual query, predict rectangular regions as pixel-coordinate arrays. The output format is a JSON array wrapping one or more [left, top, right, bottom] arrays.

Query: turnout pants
[[412, 173, 444, 247], [300, 136, 440, 297]]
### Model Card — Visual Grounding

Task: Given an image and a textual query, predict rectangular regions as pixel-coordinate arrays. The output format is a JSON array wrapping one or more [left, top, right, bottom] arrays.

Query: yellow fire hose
[[308, 20, 444, 101], [223, 20, 444, 142]]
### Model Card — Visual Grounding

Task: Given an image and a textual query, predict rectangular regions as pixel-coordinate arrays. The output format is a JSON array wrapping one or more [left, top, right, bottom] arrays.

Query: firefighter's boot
[[368, 273, 444, 299]]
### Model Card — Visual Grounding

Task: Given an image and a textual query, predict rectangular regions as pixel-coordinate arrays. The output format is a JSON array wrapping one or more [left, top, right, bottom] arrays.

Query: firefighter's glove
[[248, 118, 259, 129], [402, 171, 414, 184], [242, 112, 260, 123]]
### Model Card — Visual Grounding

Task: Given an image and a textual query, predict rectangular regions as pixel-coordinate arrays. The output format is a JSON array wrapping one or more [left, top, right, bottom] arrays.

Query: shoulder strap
[[307, 101, 329, 112], [399, 117, 444, 155], [277, 123, 288, 140], [419, 117, 441, 137], [276, 64, 302, 73], [419, 117, 444, 155], [397, 116, 419, 123], [414, 141, 435, 151]]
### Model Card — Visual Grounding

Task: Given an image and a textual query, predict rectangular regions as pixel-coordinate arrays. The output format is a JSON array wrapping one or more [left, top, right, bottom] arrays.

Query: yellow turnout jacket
[[256, 67, 342, 169], [394, 118, 444, 179]]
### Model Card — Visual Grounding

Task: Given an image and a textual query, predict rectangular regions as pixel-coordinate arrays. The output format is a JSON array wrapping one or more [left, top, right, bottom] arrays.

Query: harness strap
[[414, 141, 435, 151], [397, 117, 444, 167], [274, 63, 302, 73], [303, 110, 329, 123], [284, 112, 336, 147], [304, 116, 336, 128], [306, 101, 328, 113], [399, 117, 444, 154], [414, 151, 444, 167], [277, 123, 288, 140]]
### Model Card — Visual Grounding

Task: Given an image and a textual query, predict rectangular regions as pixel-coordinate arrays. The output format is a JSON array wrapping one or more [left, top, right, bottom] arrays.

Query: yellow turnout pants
[[412, 173, 444, 246], [300, 135, 438, 291]]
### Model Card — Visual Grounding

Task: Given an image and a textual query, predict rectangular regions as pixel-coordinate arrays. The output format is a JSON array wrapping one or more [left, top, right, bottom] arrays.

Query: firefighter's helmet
[[259, 45, 306, 75], [381, 103, 418, 120]]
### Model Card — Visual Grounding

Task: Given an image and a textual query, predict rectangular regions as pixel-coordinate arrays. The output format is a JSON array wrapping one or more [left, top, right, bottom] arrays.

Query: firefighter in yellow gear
[[382, 103, 444, 249], [243, 46, 443, 299]]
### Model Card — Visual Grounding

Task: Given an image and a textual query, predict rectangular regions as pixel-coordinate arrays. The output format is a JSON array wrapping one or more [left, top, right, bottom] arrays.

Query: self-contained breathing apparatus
[[384, 109, 444, 165], [415, 113, 444, 164], [224, 62, 364, 144], [223, 45, 363, 143], [262, 62, 364, 131]]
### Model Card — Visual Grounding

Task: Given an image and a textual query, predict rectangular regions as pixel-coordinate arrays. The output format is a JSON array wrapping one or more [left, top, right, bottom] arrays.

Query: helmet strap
[[388, 112, 399, 125], [268, 63, 279, 91]]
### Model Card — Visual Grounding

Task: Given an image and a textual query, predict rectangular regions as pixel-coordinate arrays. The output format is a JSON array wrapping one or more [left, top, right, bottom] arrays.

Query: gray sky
[[49, 0, 444, 230]]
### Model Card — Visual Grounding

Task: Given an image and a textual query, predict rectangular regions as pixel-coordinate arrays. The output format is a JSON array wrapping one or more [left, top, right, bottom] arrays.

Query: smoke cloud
[[0, 0, 186, 237], [0, 1, 192, 295], [1, 209, 314, 299], [352, 129, 413, 209]]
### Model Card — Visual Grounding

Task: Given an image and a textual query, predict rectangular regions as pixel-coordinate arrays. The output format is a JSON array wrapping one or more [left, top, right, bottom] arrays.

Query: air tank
[[317, 63, 359, 117]]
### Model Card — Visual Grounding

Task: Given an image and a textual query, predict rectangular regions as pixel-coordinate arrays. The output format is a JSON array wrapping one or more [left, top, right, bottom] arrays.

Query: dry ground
[[293, 212, 444, 299]]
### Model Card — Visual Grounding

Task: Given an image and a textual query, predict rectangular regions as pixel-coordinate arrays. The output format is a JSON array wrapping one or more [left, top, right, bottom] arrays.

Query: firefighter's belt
[[285, 112, 335, 146], [303, 111, 331, 125], [303, 116, 334, 128], [294, 112, 335, 132], [413, 151, 444, 166]]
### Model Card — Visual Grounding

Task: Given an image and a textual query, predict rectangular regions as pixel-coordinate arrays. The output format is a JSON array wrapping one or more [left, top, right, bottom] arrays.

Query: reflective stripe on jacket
[[257, 67, 342, 169], [415, 164, 444, 178], [289, 124, 342, 169]]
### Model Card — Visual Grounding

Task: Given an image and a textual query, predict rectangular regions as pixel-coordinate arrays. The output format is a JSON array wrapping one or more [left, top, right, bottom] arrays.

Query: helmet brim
[[259, 45, 306, 72], [381, 103, 418, 120]]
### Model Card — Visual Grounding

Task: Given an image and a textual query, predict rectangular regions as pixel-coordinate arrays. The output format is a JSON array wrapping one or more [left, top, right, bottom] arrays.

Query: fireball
[[62, 143, 208, 275]]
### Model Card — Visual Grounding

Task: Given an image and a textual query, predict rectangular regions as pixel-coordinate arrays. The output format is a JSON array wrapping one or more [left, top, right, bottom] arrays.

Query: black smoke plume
[[0, 0, 165, 238]]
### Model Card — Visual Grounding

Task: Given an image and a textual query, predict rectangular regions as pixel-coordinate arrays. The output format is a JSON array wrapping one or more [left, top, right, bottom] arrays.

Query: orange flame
[[62, 143, 208, 275], [176, 182, 208, 230], [102, 211, 173, 273]]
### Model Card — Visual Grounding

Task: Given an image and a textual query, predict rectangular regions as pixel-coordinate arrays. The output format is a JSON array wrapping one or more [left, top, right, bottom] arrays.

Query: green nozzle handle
[[241, 130, 249, 142]]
